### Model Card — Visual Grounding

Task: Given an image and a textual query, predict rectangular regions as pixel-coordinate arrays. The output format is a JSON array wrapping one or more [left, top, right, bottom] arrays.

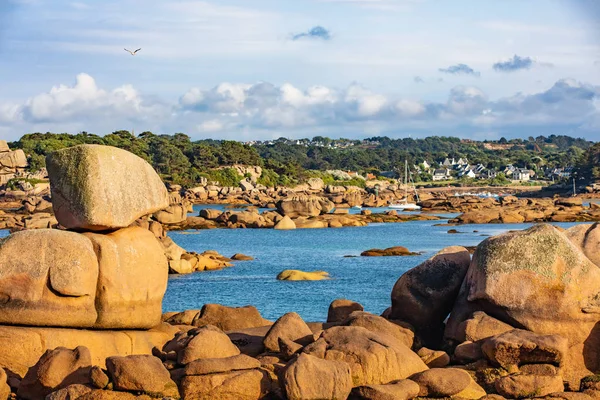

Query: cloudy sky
[[1, 0, 599, 141]]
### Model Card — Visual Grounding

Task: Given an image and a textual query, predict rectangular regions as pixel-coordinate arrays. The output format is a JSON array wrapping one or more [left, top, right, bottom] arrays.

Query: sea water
[[164, 217, 584, 321], [0, 217, 588, 322]]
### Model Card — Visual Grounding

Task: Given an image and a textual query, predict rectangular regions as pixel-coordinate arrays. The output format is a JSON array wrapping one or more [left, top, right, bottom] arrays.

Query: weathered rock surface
[[276, 196, 335, 218], [46, 383, 93, 400], [303, 326, 427, 386], [263, 312, 313, 353], [0, 229, 99, 327], [410, 368, 487, 399], [184, 354, 260, 376], [282, 353, 352, 400], [565, 223, 600, 267], [274, 215, 296, 230], [83, 227, 168, 329], [193, 304, 271, 331], [153, 204, 187, 225], [18, 346, 92, 400], [456, 311, 514, 343], [47, 144, 169, 230], [180, 366, 271, 400], [495, 373, 564, 398], [349, 379, 420, 400], [361, 246, 419, 257], [341, 312, 414, 348], [445, 224, 600, 386], [176, 325, 241, 365], [391, 246, 471, 345], [328, 299, 364, 323], [0, 324, 176, 377], [106, 355, 179, 398], [417, 347, 450, 368], [482, 329, 568, 372]]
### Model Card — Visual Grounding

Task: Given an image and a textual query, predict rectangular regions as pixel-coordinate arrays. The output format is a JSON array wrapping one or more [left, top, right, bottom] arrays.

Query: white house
[[513, 169, 531, 181], [433, 168, 452, 181]]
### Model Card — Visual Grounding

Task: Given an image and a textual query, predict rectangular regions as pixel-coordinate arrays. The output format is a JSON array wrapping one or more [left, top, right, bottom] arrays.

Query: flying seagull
[[124, 48, 141, 55]]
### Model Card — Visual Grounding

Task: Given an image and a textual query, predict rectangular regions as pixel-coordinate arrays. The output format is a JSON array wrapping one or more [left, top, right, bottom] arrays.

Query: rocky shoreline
[[1, 143, 600, 399]]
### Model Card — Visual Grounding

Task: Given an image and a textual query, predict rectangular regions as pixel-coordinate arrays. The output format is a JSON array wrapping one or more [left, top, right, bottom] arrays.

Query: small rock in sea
[[277, 270, 330, 281], [231, 253, 254, 261], [361, 246, 420, 257], [447, 229, 462, 234], [343, 255, 358, 258]]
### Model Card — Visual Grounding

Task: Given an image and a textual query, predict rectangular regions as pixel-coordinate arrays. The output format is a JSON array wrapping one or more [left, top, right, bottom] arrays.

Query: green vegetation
[[200, 168, 244, 187], [8, 131, 596, 188], [6, 178, 48, 191], [576, 143, 600, 182]]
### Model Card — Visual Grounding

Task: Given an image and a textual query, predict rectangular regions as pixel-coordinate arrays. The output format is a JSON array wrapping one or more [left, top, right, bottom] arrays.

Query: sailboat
[[389, 160, 421, 211]]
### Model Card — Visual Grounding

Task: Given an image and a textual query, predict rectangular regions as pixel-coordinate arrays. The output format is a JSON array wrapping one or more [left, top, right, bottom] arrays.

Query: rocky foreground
[[1, 143, 600, 399]]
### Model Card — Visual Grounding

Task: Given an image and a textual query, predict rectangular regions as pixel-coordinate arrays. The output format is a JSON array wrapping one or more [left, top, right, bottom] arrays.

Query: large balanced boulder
[[83, 227, 168, 329], [18, 346, 92, 400], [283, 353, 352, 400], [390, 246, 471, 345], [0, 229, 99, 327], [47, 144, 169, 231], [303, 326, 427, 386], [445, 224, 600, 387]]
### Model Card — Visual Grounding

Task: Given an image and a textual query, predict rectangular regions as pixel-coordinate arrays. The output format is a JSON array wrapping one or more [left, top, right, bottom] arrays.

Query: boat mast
[[405, 160, 408, 200]]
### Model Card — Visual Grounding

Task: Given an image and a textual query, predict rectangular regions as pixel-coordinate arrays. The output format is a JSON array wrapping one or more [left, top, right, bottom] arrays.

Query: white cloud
[[1, 73, 599, 141], [395, 99, 425, 116], [21, 73, 163, 123], [197, 119, 225, 133]]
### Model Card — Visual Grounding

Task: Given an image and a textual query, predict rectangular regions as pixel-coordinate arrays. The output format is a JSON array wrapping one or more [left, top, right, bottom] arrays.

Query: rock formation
[[0, 140, 28, 186], [0, 144, 175, 384]]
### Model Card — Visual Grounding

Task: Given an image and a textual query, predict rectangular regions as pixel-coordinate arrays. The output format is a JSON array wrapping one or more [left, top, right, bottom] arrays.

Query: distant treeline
[[8, 131, 598, 187]]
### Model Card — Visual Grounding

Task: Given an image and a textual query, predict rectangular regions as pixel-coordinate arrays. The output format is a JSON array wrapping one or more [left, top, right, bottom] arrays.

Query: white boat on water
[[389, 160, 421, 211], [352, 205, 363, 210]]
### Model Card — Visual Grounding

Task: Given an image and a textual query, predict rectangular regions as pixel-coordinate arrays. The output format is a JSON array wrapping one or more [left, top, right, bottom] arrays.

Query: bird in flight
[[124, 48, 141, 56]]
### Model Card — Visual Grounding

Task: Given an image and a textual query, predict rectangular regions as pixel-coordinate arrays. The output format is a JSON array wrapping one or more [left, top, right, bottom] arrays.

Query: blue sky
[[0, 0, 599, 141]]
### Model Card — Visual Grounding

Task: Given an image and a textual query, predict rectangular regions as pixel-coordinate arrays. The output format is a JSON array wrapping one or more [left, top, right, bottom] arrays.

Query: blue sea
[[164, 206, 587, 322], [0, 210, 590, 323]]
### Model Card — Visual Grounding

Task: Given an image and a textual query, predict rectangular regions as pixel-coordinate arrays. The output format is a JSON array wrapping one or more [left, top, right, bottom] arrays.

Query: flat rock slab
[[0, 324, 177, 377]]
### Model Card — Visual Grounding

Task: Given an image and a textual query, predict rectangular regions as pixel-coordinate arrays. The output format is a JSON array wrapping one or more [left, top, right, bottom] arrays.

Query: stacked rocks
[[0, 145, 176, 377], [0, 140, 28, 186]]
